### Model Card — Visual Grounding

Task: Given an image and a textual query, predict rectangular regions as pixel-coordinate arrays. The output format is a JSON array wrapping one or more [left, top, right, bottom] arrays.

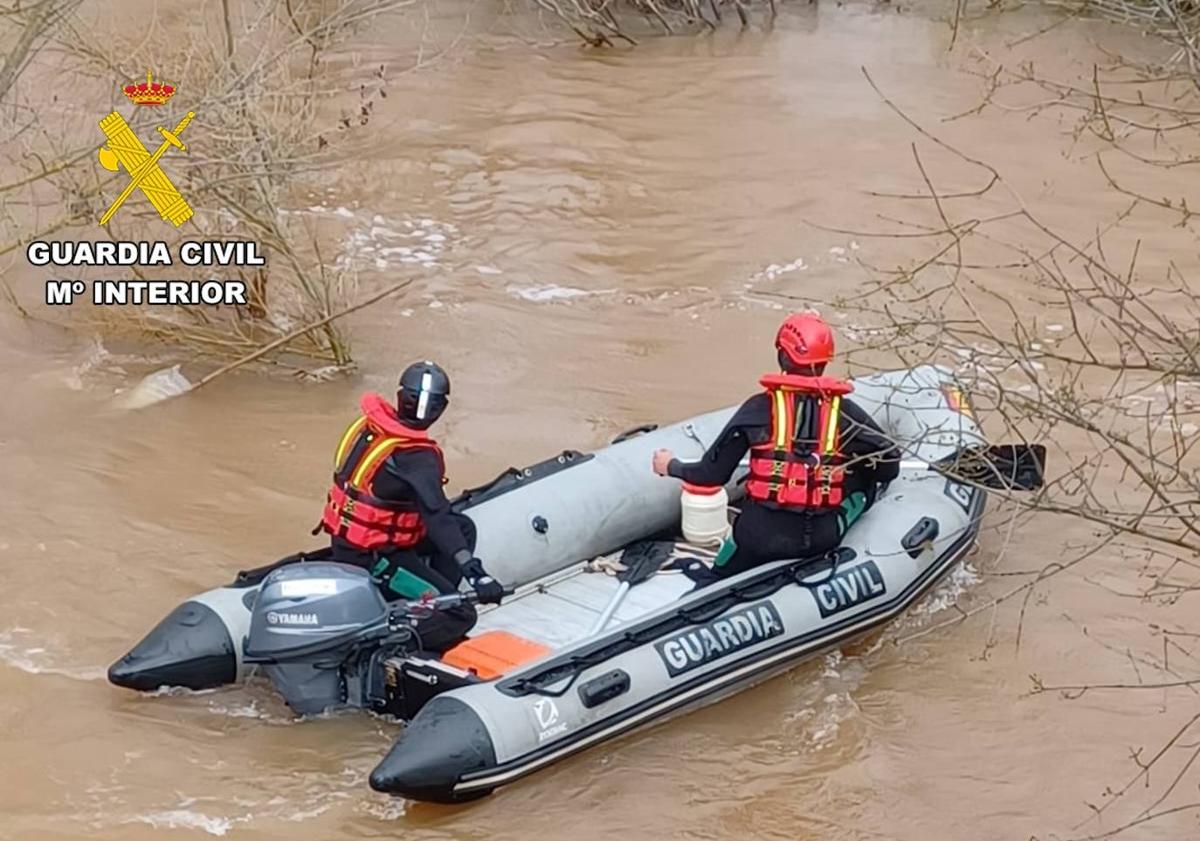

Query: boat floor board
[[474, 546, 700, 648]]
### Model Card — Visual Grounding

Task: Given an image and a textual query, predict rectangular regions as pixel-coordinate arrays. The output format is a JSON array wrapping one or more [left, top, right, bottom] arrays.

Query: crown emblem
[[122, 70, 176, 106]]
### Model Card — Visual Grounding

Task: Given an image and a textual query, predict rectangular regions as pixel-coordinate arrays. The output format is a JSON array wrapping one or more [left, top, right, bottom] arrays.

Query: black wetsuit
[[668, 392, 901, 578], [329, 447, 476, 652]]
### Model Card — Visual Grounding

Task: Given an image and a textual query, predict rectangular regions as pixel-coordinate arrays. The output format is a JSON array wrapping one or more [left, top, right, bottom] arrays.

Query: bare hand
[[652, 449, 674, 477]]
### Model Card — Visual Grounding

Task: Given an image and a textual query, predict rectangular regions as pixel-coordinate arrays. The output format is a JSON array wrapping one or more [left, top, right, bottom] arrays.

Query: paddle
[[588, 540, 675, 636], [909, 443, 1046, 492]]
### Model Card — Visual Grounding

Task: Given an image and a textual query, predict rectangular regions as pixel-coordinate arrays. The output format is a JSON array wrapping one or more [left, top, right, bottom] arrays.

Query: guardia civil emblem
[[96, 70, 196, 227]]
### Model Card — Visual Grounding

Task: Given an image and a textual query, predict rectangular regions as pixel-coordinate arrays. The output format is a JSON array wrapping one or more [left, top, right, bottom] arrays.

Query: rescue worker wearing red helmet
[[317, 360, 505, 651], [652, 312, 900, 582]]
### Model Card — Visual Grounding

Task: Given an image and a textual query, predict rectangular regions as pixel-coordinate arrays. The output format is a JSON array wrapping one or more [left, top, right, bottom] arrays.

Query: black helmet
[[397, 360, 450, 429]]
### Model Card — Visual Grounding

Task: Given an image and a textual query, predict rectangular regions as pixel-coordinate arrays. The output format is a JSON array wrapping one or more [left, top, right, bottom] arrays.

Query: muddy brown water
[[1, 3, 1197, 840]]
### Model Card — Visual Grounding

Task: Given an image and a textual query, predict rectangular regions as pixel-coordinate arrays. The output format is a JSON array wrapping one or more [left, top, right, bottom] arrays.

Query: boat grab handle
[[789, 550, 844, 590], [611, 423, 659, 444], [578, 669, 630, 709], [901, 517, 940, 559]]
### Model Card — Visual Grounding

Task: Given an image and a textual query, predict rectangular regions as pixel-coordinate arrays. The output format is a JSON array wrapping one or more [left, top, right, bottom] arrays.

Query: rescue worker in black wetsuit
[[652, 312, 900, 582], [315, 360, 505, 651]]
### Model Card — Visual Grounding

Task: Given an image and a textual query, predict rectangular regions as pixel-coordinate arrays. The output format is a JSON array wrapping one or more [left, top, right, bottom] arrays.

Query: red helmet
[[775, 312, 834, 368]]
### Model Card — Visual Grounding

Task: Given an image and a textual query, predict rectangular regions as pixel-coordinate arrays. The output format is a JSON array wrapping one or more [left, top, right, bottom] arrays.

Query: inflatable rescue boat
[[109, 365, 1031, 803]]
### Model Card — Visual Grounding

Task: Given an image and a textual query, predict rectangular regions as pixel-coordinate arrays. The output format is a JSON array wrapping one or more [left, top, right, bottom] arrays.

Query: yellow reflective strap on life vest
[[334, 416, 367, 470], [773, 390, 789, 449], [822, 396, 842, 454], [350, 436, 403, 488]]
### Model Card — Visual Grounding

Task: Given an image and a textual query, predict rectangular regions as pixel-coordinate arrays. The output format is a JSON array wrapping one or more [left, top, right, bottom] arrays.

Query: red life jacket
[[318, 393, 445, 551], [745, 373, 854, 510]]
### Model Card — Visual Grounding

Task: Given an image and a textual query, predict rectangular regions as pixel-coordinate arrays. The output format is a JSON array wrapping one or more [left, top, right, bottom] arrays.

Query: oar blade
[[617, 540, 675, 584], [935, 444, 1046, 491]]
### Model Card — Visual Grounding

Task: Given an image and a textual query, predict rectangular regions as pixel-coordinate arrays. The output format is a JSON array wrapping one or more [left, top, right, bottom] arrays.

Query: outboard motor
[[244, 562, 401, 715]]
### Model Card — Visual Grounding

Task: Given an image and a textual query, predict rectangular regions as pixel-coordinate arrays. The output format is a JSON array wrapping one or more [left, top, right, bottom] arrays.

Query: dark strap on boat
[[231, 546, 334, 588], [450, 450, 593, 512]]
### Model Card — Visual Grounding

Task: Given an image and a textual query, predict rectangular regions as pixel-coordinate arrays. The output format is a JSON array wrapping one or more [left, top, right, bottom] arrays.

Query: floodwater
[[1, 2, 1197, 840]]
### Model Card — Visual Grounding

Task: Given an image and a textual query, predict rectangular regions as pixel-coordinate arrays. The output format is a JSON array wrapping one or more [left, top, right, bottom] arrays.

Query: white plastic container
[[680, 482, 731, 546]]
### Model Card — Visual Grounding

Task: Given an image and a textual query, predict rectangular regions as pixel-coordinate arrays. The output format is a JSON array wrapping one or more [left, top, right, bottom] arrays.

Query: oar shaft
[[589, 581, 631, 636]]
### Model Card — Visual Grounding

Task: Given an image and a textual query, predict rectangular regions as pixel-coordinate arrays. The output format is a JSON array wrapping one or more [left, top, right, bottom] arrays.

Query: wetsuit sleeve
[[376, 451, 471, 561], [665, 394, 770, 487], [839, 399, 901, 485]]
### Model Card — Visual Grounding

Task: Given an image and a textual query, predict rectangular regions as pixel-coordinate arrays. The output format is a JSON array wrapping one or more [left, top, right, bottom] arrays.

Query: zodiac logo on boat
[[533, 698, 559, 729], [530, 698, 569, 743], [96, 70, 196, 228]]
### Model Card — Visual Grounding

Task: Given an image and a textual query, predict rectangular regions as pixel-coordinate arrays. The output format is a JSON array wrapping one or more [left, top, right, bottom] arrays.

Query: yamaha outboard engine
[[244, 562, 398, 715]]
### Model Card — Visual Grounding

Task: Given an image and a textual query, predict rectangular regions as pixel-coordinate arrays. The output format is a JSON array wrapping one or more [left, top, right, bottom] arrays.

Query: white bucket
[[680, 482, 731, 546]]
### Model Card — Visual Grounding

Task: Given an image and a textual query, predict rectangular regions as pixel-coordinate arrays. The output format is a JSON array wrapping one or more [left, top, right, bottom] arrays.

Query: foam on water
[[778, 559, 984, 753], [206, 699, 269, 719], [783, 650, 866, 752], [140, 684, 219, 699], [124, 809, 244, 836], [908, 560, 982, 621], [323, 209, 460, 273], [93, 770, 364, 834], [804, 692, 858, 748], [506, 283, 614, 302], [63, 339, 110, 391], [742, 255, 809, 289], [0, 627, 106, 681], [735, 252, 825, 310], [358, 797, 408, 820], [204, 689, 301, 725]]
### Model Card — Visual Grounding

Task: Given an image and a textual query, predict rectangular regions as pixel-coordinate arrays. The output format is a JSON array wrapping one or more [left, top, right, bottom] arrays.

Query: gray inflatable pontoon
[[109, 365, 988, 803]]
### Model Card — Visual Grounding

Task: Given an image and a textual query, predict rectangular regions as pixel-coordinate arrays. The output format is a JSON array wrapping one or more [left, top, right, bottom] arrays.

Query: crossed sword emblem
[[97, 110, 196, 227]]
